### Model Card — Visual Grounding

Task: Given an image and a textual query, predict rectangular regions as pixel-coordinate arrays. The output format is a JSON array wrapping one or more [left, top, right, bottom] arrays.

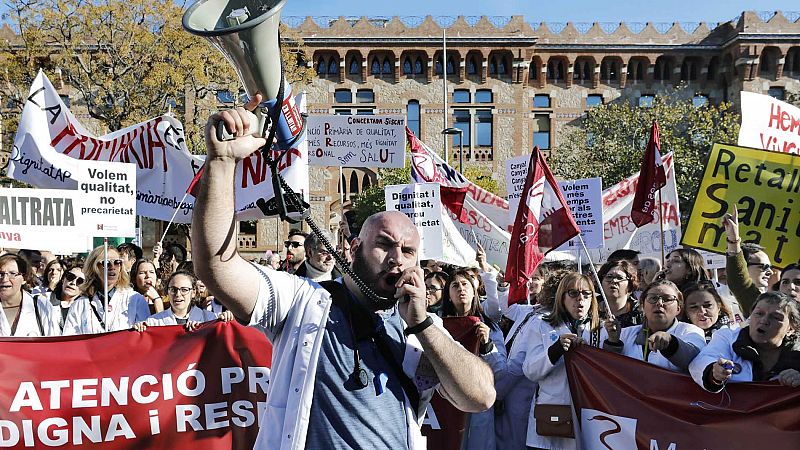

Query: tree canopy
[[548, 87, 741, 219]]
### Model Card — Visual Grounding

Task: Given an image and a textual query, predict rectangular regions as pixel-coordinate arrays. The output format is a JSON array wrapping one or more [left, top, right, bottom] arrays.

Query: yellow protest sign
[[682, 143, 800, 268]]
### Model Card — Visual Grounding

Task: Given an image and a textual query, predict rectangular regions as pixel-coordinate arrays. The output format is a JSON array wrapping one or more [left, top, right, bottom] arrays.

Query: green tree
[[351, 167, 412, 224], [463, 166, 500, 195], [549, 86, 740, 219]]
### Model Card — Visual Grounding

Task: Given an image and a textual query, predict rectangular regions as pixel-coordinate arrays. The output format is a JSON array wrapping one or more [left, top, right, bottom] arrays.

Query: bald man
[[191, 97, 495, 450]]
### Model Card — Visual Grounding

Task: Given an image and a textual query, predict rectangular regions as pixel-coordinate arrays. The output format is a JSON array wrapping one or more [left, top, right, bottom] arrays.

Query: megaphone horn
[[183, 0, 302, 146]]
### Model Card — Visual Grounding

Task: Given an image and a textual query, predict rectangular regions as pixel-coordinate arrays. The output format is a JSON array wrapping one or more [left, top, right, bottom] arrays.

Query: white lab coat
[[689, 327, 770, 391], [0, 291, 56, 337], [146, 306, 218, 326], [62, 287, 150, 335], [522, 316, 608, 450], [613, 319, 706, 372]]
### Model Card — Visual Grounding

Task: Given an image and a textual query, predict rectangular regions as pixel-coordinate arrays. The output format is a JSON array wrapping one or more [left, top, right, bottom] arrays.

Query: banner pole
[[103, 237, 109, 333], [658, 188, 665, 267], [577, 233, 611, 315], [158, 192, 190, 247]]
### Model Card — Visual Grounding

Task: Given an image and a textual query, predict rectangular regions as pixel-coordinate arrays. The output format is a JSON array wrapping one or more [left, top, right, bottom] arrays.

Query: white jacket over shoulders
[[62, 287, 150, 335], [146, 306, 218, 326], [0, 292, 57, 337], [606, 320, 706, 372]]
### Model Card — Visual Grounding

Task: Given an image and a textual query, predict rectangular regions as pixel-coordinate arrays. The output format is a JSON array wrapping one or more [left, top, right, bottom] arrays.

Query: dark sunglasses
[[747, 262, 772, 272], [97, 259, 123, 267], [284, 241, 302, 248], [64, 272, 85, 285]]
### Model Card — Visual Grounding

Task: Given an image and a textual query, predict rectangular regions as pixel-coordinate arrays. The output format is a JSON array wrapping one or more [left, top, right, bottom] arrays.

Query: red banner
[[421, 316, 481, 449], [0, 322, 272, 449], [566, 346, 800, 450]]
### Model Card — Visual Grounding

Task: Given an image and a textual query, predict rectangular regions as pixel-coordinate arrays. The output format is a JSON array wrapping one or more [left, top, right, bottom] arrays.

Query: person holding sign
[[604, 280, 705, 372], [723, 206, 776, 314], [191, 98, 495, 450], [62, 246, 150, 335], [0, 254, 55, 337], [690, 292, 800, 391]]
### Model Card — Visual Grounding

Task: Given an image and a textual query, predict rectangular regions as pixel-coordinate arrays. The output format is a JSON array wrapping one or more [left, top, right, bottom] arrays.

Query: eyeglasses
[[64, 272, 85, 285], [645, 294, 678, 305], [167, 286, 193, 295], [747, 263, 773, 272], [97, 259, 123, 268], [0, 271, 21, 279], [603, 275, 629, 283], [566, 289, 593, 299], [284, 241, 302, 248], [426, 286, 443, 293]]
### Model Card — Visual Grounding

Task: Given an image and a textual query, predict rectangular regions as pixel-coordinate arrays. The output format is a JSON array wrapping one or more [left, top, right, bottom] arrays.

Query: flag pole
[[158, 191, 190, 247], [577, 233, 611, 315], [658, 188, 665, 267]]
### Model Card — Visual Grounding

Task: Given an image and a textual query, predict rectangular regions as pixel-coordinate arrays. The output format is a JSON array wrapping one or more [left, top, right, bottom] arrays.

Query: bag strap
[[32, 295, 44, 336], [319, 281, 421, 415]]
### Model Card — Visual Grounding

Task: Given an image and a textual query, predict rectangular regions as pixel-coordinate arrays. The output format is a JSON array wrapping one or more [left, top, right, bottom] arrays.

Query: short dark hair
[[608, 249, 640, 264], [741, 242, 765, 262], [288, 229, 308, 240], [162, 243, 187, 263]]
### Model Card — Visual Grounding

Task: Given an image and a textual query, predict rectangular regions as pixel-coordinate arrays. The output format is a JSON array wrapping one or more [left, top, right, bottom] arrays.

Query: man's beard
[[350, 246, 398, 310]]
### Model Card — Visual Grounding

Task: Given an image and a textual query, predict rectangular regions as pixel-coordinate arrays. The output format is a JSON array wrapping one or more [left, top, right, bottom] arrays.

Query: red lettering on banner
[[241, 147, 304, 188], [767, 102, 800, 135], [464, 183, 508, 210], [282, 97, 302, 137]]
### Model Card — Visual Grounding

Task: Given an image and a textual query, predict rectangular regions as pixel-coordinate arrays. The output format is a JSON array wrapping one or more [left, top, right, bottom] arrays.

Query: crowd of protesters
[[0, 201, 798, 449]]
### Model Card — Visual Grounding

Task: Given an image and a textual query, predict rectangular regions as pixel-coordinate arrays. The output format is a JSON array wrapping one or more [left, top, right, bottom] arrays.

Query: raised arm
[[191, 98, 268, 322]]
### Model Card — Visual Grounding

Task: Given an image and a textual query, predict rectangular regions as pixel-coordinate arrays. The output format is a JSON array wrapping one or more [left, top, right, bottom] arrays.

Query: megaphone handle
[[215, 110, 264, 142]]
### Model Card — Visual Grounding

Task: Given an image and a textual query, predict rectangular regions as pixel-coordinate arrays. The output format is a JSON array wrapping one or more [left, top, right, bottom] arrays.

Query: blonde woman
[[62, 246, 150, 335]]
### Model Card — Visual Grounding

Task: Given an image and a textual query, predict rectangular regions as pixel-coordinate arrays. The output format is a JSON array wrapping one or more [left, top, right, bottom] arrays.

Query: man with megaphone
[[191, 95, 496, 449]]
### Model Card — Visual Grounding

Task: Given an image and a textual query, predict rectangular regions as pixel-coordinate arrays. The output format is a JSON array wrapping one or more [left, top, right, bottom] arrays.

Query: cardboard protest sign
[[9, 70, 308, 223], [384, 183, 443, 260], [738, 91, 800, 155], [307, 115, 406, 168], [75, 160, 136, 238], [557, 177, 604, 250], [682, 143, 800, 268], [0, 188, 89, 253], [0, 322, 270, 449], [504, 154, 529, 219]]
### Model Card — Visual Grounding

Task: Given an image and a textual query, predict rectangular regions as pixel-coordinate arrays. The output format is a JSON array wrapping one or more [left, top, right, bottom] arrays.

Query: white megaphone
[[183, 0, 303, 145]]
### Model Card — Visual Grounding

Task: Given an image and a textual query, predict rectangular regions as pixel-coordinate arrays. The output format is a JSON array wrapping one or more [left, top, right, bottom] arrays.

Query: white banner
[[0, 188, 90, 253], [307, 115, 406, 168], [738, 91, 800, 155], [449, 197, 511, 269], [592, 153, 681, 262], [558, 177, 604, 250], [384, 183, 443, 260], [8, 70, 308, 223], [504, 154, 529, 220], [439, 212, 477, 267], [75, 160, 136, 238]]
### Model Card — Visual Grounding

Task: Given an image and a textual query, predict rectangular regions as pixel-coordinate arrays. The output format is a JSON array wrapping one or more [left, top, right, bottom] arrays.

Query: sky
[[281, 1, 799, 24]]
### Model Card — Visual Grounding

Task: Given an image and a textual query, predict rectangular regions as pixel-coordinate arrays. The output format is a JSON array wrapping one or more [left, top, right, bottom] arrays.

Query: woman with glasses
[[424, 271, 448, 315], [690, 291, 800, 391], [779, 263, 800, 301], [441, 267, 505, 450], [604, 279, 705, 372], [519, 272, 608, 450], [680, 282, 736, 343], [62, 246, 150, 335], [131, 259, 166, 314], [598, 260, 642, 328], [133, 271, 231, 330], [0, 254, 56, 337], [38, 265, 85, 335], [32, 259, 65, 297]]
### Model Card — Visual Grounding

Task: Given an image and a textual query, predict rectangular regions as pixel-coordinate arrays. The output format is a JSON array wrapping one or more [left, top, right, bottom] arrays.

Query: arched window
[[362, 174, 372, 190], [446, 56, 455, 75], [467, 56, 478, 75], [403, 57, 413, 74], [489, 58, 497, 75], [349, 57, 360, 75], [435, 57, 443, 75], [414, 58, 424, 74], [339, 174, 346, 193], [349, 172, 359, 196], [316, 57, 327, 75], [654, 57, 672, 81], [328, 58, 338, 75], [547, 59, 564, 80], [498, 56, 507, 75], [707, 57, 719, 81], [382, 59, 392, 74], [371, 58, 381, 75]]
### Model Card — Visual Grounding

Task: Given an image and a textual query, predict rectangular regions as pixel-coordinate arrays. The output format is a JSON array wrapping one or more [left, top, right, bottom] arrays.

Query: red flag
[[440, 186, 468, 220], [505, 147, 581, 305], [630, 121, 667, 227], [186, 165, 205, 198]]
